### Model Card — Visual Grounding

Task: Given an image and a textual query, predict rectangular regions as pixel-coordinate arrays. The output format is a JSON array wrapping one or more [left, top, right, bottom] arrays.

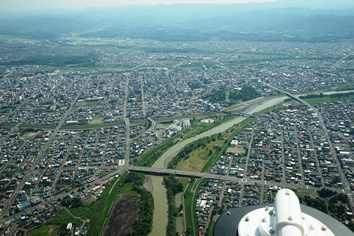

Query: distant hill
[[1, 4, 354, 42]]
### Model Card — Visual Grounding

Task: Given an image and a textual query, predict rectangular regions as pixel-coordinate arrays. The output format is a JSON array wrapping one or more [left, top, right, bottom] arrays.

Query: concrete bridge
[[221, 110, 254, 118], [127, 166, 314, 191], [128, 166, 235, 180], [264, 83, 305, 105]]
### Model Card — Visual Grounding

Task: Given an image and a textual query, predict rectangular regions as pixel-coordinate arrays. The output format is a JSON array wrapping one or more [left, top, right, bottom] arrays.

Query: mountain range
[[1, 2, 354, 43]]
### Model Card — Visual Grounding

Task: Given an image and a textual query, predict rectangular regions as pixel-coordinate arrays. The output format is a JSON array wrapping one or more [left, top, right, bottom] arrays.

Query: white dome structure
[[238, 189, 335, 236]]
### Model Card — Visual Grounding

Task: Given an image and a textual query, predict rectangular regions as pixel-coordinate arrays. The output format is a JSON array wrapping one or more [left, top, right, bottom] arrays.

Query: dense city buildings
[[1, 11, 354, 235]]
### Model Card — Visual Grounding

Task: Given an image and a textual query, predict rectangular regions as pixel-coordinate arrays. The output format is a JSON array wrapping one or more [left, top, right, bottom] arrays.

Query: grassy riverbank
[[184, 179, 201, 236], [167, 118, 253, 236], [178, 103, 289, 235], [301, 92, 354, 104], [168, 118, 253, 172], [135, 116, 232, 167], [102, 173, 153, 236], [146, 99, 289, 236], [37, 172, 153, 236]]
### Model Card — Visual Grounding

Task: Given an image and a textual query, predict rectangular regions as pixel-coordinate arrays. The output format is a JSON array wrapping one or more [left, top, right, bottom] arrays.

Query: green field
[[178, 177, 190, 189], [28, 225, 60, 236], [0, 54, 98, 67], [176, 137, 224, 172], [183, 116, 233, 139], [51, 209, 83, 228], [207, 216, 217, 236], [316, 81, 354, 92], [117, 181, 141, 195], [304, 95, 354, 104], [201, 118, 253, 172], [87, 174, 125, 236], [302, 92, 354, 104], [184, 180, 199, 236], [69, 204, 97, 222]]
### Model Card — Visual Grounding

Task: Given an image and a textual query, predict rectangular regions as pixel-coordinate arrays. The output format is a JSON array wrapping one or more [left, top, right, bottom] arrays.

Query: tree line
[[300, 92, 354, 100], [206, 85, 260, 105], [168, 135, 218, 169], [127, 188, 154, 236], [124, 172, 154, 236], [300, 188, 353, 232], [164, 175, 184, 236]]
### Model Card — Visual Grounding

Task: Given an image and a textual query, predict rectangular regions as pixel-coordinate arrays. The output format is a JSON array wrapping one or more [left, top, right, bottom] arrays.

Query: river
[[147, 96, 287, 236]]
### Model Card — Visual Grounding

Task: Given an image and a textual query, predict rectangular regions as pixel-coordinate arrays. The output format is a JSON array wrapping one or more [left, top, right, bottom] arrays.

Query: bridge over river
[[128, 166, 314, 190]]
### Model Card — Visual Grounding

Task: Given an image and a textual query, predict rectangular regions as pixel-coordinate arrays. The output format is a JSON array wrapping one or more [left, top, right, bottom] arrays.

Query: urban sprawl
[[1, 39, 354, 235]]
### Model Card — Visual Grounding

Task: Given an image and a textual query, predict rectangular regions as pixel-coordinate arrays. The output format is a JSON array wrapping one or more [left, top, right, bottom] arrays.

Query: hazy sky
[[1, 0, 353, 12], [1, 0, 275, 12]]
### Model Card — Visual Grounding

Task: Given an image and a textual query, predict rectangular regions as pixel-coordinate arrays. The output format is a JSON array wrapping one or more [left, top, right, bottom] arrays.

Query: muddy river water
[[148, 96, 287, 236]]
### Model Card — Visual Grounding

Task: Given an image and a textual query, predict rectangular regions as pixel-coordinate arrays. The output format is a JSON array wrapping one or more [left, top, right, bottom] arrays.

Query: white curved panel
[[275, 189, 304, 236]]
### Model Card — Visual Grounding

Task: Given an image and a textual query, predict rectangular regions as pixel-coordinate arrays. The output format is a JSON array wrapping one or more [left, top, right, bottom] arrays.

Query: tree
[[164, 175, 184, 235], [60, 196, 83, 208], [318, 188, 336, 198]]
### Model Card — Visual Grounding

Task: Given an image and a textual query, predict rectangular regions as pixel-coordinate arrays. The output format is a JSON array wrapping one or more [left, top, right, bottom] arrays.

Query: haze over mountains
[[1, 1, 354, 43]]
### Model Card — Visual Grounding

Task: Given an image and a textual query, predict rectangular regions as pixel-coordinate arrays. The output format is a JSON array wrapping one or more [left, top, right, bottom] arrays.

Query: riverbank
[[148, 96, 288, 235]]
